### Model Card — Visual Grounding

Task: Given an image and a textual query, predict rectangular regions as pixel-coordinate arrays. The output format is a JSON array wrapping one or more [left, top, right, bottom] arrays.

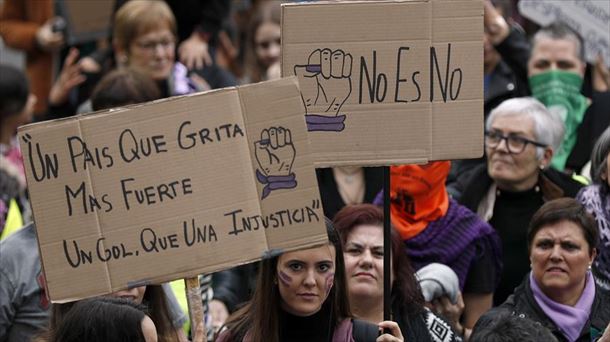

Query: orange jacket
[[0, 0, 53, 115]]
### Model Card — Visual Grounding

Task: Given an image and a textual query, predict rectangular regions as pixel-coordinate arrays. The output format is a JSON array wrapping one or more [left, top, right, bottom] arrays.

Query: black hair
[[222, 218, 351, 342], [91, 68, 161, 111], [0, 64, 29, 120], [49, 297, 148, 342], [533, 22, 585, 62], [470, 312, 558, 342], [527, 198, 599, 256]]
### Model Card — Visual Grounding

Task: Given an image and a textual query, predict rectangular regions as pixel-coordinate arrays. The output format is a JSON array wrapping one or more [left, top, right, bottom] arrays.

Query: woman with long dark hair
[[216, 219, 397, 342]]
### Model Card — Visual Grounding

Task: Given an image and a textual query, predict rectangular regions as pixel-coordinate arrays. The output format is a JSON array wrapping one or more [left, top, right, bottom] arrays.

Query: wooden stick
[[383, 166, 391, 321], [185, 277, 207, 342]]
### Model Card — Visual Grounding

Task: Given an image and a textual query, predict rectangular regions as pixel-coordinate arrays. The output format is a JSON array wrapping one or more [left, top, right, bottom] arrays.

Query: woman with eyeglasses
[[456, 97, 583, 306], [48, 1, 206, 118], [112, 1, 205, 98]]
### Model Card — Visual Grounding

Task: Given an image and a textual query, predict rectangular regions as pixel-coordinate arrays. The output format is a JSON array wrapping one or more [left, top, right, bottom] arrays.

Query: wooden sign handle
[[185, 277, 207, 342]]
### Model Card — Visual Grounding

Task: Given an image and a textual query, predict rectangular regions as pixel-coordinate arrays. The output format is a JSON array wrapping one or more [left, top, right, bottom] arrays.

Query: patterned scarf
[[577, 185, 610, 290]]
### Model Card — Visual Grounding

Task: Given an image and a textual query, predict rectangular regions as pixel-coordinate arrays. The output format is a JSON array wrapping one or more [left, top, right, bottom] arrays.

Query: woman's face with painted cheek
[[276, 244, 336, 317]]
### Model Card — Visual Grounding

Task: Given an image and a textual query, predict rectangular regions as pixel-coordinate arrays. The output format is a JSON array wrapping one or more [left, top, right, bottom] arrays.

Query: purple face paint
[[278, 270, 293, 287], [325, 273, 335, 296]]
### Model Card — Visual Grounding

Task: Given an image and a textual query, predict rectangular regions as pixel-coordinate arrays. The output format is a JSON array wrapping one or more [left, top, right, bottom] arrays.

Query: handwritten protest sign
[[519, 0, 610, 68], [18, 77, 326, 302], [282, 0, 484, 167]]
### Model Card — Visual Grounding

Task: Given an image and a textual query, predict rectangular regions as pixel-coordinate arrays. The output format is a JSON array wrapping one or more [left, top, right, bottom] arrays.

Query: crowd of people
[[1, 0, 609, 341]]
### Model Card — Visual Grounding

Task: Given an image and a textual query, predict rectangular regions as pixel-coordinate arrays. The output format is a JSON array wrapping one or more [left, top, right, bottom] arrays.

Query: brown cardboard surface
[[58, 0, 114, 45], [281, 0, 484, 167], [18, 77, 326, 302]]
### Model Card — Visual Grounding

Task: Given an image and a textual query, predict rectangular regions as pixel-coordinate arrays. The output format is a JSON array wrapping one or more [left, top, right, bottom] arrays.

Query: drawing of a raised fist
[[294, 48, 353, 132], [254, 127, 297, 199]]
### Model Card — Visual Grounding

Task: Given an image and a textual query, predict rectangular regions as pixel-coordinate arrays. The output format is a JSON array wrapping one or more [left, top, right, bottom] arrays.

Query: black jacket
[[316, 167, 383, 220], [457, 164, 583, 211], [211, 262, 258, 314], [484, 25, 531, 120], [473, 276, 610, 342]]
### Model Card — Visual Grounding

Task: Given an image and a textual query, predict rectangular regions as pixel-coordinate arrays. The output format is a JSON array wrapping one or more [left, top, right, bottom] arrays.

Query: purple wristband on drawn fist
[[305, 114, 346, 132], [255, 169, 297, 200]]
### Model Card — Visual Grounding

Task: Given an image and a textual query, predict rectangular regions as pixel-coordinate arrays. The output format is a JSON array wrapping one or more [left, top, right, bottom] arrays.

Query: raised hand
[[294, 48, 353, 132], [178, 31, 212, 70], [254, 127, 298, 199], [484, 0, 510, 45], [48, 48, 86, 106]]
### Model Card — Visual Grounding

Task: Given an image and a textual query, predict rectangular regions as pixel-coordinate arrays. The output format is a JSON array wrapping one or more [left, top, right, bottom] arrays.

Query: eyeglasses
[[485, 130, 546, 154], [134, 38, 175, 53]]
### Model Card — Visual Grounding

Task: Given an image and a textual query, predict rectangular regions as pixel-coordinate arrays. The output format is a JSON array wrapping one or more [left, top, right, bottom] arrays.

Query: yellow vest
[[1, 198, 24, 240]]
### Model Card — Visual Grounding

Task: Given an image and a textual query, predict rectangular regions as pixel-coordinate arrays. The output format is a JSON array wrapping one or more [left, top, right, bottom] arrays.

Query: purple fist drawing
[[294, 48, 353, 132], [254, 127, 297, 199]]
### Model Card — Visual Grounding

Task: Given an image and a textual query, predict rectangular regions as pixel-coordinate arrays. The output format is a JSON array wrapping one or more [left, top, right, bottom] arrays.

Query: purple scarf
[[402, 199, 503, 291], [305, 114, 346, 132], [332, 319, 355, 342], [255, 170, 297, 199], [530, 271, 595, 342], [172, 63, 199, 95]]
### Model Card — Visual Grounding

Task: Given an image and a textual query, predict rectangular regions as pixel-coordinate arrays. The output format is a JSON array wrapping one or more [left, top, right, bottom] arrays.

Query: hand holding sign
[[294, 49, 353, 132], [254, 127, 297, 199]]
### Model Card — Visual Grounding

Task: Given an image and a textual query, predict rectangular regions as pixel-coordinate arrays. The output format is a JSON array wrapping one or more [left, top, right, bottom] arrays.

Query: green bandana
[[529, 70, 589, 171]]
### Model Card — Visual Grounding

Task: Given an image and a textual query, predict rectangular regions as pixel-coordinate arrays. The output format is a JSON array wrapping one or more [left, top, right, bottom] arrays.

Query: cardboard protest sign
[[57, 0, 114, 45], [18, 77, 326, 302], [282, 0, 484, 167], [519, 0, 610, 68]]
